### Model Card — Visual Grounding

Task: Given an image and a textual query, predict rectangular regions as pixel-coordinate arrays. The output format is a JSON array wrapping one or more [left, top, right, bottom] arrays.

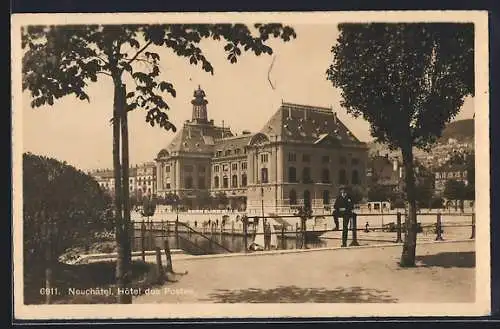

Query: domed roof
[[193, 85, 206, 99]]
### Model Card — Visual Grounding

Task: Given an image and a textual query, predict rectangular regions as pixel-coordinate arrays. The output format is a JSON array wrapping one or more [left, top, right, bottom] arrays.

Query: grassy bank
[[24, 260, 168, 304]]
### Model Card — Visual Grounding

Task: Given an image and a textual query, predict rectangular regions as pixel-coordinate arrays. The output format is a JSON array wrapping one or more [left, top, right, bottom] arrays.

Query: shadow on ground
[[200, 286, 397, 303], [415, 251, 475, 268]]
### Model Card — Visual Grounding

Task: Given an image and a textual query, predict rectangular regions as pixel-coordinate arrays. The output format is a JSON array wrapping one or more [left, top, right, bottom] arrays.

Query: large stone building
[[155, 86, 369, 213], [92, 162, 157, 198]]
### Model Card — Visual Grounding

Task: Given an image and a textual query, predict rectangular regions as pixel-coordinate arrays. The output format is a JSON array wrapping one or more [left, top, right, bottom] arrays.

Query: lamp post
[[261, 186, 265, 220]]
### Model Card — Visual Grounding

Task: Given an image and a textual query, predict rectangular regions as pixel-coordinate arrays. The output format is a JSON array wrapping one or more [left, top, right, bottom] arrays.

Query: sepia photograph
[[11, 11, 490, 319]]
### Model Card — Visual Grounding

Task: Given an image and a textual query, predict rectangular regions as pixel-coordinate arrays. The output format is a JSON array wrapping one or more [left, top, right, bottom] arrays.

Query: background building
[[155, 86, 369, 213], [91, 162, 157, 198]]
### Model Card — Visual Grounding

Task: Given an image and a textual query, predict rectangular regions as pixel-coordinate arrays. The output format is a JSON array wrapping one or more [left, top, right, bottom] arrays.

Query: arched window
[[303, 190, 311, 209], [323, 190, 330, 205], [352, 170, 360, 185], [214, 176, 219, 188], [185, 176, 193, 189], [289, 189, 297, 205], [223, 176, 229, 188], [288, 166, 297, 182], [339, 169, 347, 185], [241, 174, 247, 187], [232, 175, 238, 188], [302, 167, 312, 183], [321, 168, 330, 183]]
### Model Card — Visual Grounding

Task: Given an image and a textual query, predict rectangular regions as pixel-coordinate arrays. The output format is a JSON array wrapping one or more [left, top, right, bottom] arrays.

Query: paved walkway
[[133, 240, 475, 304]]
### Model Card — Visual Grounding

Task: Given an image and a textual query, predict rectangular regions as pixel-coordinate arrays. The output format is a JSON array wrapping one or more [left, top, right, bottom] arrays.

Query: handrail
[[132, 219, 233, 253], [176, 234, 215, 255], [174, 221, 233, 253]]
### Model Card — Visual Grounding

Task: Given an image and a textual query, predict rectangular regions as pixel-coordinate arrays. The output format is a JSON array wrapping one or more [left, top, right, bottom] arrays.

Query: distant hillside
[[367, 119, 474, 156], [439, 119, 474, 142]]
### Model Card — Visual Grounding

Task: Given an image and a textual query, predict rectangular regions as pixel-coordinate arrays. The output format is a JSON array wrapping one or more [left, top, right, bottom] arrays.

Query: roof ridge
[[281, 102, 334, 113]]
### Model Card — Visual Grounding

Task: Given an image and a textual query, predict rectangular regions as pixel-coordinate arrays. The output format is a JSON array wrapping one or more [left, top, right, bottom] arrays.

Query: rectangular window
[[222, 164, 229, 172], [302, 154, 311, 162], [261, 154, 269, 163], [261, 168, 269, 183], [225, 150, 232, 156], [166, 183, 171, 189], [288, 153, 297, 162], [232, 163, 238, 171], [198, 177, 205, 189], [235, 149, 241, 155], [241, 162, 247, 170], [214, 165, 220, 173], [322, 155, 329, 164], [223, 177, 229, 188]]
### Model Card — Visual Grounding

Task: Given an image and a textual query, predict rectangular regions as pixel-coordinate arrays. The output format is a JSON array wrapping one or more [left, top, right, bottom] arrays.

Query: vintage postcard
[[12, 11, 490, 320]]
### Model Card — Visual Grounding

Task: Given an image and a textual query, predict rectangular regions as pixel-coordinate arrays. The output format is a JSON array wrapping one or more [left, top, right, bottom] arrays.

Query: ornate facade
[[155, 86, 369, 213]]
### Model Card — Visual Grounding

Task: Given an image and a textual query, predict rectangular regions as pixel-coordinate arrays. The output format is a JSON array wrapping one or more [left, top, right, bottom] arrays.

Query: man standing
[[333, 187, 355, 247]]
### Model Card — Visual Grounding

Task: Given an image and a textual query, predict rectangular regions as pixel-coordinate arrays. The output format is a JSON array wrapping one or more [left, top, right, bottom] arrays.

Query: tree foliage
[[23, 152, 112, 264], [22, 24, 296, 131], [327, 23, 474, 151], [347, 185, 365, 204], [213, 192, 229, 209], [367, 185, 393, 202], [327, 23, 474, 266], [141, 194, 157, 217], [22, 23, 296, 302], [443, 179, 467, 201]]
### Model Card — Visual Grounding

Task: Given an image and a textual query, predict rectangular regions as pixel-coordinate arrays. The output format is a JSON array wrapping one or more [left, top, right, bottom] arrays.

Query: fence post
[[175, 218, 179, 249], [164, 239, 173, 273], [149, 219, 154, 249], [155, 247, 165, 280], [349, 213, 360, 246], [435, 213, 444, 241], [243, 217, 248, 253], [395, 212, 403, 243], [295, 223, 299, 249], [470, 213, 476, 239], [141, 221, 146, 261], [301, 217, 307, 249]]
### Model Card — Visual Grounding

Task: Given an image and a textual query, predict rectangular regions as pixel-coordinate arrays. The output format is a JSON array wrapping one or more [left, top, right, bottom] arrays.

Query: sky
[[21, 24, 475, 171]]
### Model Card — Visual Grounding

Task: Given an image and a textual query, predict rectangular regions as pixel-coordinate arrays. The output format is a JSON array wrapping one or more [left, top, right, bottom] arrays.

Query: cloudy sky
[[21, 23, 475, 171]]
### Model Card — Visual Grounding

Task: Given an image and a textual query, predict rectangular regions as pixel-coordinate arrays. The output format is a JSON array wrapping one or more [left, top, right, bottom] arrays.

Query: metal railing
[[131, 211, 476, 255]]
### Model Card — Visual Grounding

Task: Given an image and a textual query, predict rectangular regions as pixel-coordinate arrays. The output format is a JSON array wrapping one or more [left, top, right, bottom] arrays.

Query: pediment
[[248, 133, 270, 146]]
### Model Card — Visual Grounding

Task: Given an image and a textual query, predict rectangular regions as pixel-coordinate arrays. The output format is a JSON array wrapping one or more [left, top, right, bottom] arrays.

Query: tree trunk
[[400, 146, 418, 267], [112, 79, 126, 304], [119, 83, 133, 303]]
